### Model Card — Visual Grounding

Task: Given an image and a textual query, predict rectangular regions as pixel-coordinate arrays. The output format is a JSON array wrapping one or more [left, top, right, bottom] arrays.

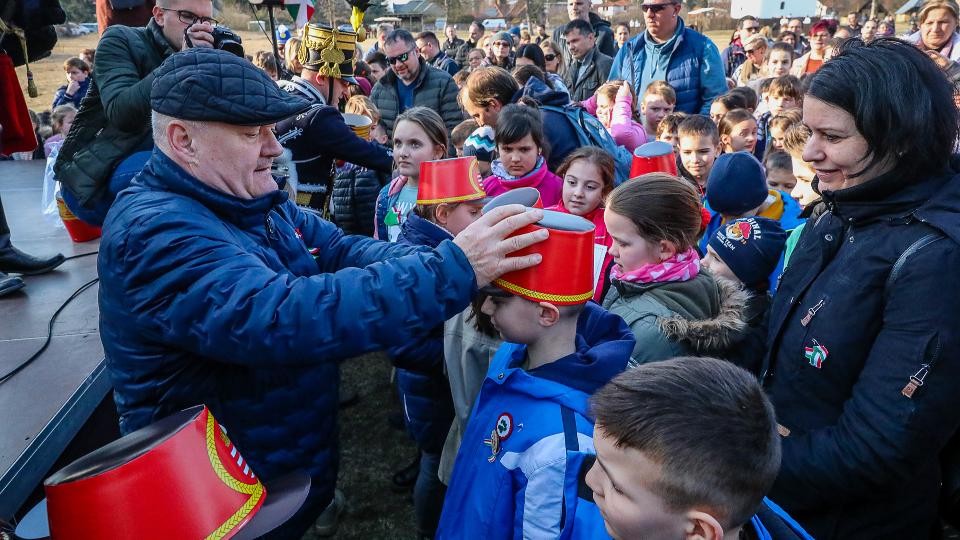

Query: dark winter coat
[[390, 212, 456, 453], [510, 76, 579, 172], [331, 160, 390, 236], [55, 19, 173, 208], [442, 36, 465, 59], [429, 51, 460, 76], [276, 76, 393, 210], [721, 41, 747, 78], [551, 12, 616, 66], [51, 78, 89, 109], [370, 57, 463, 138], [761, 164, 960, 539], [98, 148, 477, 513], [603, 270, 748, 367], [564, 48, 613, 102]]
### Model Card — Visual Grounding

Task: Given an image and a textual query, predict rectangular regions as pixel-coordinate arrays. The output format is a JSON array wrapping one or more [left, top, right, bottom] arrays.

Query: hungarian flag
[[285, 0, 314, 29]]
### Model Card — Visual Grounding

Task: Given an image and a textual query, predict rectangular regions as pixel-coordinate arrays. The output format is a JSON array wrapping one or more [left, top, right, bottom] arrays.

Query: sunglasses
[[641, 2, 678, 13], [387, 48, 415, 65], [544, 53, 557, 61]]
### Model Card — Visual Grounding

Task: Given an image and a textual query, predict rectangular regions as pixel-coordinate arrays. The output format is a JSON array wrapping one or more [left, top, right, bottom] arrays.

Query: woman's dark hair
[[806, 38, 959, 179], [713, 92, 750, 111], [606, 173, 703, 251], [494, 104, 548, 157], [511, 64, 550, 89], [729, 86, 758, 111], [516, 44, 546, 70]]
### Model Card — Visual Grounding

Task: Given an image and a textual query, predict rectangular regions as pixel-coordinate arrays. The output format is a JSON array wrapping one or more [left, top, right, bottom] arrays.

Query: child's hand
[[616, 82, 635, 106], [66, 80, 81, 96]]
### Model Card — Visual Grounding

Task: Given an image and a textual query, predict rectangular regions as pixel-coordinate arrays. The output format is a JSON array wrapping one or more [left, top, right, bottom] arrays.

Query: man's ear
[[166, 121, 199, 166], [683, 510, 725, 540], [537, 301, 561, 327], [152, 5, 165, 25]]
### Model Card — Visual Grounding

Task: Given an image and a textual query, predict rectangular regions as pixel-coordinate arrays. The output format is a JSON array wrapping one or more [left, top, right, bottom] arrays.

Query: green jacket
[[370, 57, 463, 139], [55, 20, 175, 207], [602, 270, 748, 367]]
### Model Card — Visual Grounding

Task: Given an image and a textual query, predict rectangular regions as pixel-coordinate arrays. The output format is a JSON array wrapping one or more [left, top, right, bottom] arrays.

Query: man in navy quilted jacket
[[97, 48, 547, 539]]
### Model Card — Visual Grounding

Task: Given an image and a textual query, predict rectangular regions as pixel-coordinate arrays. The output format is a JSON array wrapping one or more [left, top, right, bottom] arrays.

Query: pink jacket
[[482, 159, 563, 208], [581, 93, 648, 152]]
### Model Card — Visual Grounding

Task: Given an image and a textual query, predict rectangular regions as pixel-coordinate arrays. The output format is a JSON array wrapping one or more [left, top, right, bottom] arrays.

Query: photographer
[[55, 0, 225, 227]]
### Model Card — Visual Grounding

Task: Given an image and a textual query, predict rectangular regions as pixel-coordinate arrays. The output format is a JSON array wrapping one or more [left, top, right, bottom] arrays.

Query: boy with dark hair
[[585, 356, 813, 540], [677, 114, 721, 191], [437, 193, 635, 539]]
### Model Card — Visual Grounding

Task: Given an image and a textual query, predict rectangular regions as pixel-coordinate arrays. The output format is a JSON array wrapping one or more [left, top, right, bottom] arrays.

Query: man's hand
[[453, 204, 548, 288], [182, 22, 216, 50]]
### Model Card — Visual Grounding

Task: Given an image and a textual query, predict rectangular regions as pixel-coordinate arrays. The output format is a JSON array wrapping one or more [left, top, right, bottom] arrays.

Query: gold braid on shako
[[297, 23, 358, 81]]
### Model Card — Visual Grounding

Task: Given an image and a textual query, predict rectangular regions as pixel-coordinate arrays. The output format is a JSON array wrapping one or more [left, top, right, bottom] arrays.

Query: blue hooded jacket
[[437, 302, 635, 539], [98, 149, 477, 511], [608, 18, 727, 115], [390, 212, 457, 452]]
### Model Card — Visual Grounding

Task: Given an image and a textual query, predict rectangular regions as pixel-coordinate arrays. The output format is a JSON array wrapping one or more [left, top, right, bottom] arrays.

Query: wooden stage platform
[[0, 160, 113, 520]]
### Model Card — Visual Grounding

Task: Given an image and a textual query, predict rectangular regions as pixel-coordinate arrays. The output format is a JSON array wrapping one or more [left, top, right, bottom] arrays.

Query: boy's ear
[[683, 510, 725, 540], [537, 302, 561, 327], [434, 204, 450, 226]]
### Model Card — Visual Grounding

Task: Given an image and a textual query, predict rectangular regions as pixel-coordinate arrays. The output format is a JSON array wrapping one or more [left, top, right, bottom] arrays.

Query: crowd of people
[[5, 0, 960, 539]]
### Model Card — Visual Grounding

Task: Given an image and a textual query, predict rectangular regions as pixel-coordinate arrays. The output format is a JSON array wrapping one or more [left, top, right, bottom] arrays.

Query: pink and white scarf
[[611, 248, 701, 284]]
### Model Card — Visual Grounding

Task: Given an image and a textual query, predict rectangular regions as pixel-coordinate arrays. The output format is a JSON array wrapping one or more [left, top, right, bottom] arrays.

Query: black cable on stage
[[0, 251, 100, 386]]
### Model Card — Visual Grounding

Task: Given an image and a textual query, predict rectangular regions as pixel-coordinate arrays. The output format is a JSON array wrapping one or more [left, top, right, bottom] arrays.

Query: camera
[[212, 27, 245, 58]]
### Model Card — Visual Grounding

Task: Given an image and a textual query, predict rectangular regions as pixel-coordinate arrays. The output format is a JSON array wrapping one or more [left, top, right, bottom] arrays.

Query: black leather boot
[[0, 271, 25, 297], [0, 242, 66, 275]]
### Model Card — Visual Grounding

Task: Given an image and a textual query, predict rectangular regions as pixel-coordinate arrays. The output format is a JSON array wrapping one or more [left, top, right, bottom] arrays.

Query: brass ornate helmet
[[298, 23, 359, 83]]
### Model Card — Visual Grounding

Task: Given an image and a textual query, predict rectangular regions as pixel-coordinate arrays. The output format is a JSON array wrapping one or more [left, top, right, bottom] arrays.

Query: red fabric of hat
[[418, 157, 486, 204], [0, 53, 38, 154], [494, 210, 596, 305], [45, 407, 268, 540]]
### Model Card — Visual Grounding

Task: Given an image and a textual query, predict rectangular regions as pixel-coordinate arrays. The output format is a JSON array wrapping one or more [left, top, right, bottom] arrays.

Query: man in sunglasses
[[551, 0, 616, 65], [56, 0, 217, 227], [608, 0, 725, 116], [371, 28, 463, 139], [721, 15, 761, 78]]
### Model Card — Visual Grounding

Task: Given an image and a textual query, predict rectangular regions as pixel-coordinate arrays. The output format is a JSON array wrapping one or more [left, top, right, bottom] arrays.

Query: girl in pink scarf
[[601, 174, 748, 367], [481, 104, 563, 207], [547, 147, 616, 302]]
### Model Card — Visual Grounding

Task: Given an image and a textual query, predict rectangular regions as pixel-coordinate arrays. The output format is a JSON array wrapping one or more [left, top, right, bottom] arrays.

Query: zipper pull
[[801, 299, 826, 327], [902, 363, 930, 398]]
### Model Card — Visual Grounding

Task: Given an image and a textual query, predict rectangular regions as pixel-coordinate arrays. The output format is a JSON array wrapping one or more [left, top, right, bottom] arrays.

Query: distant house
[[382, 0, 445, 31], [598, 0, 631, 19]]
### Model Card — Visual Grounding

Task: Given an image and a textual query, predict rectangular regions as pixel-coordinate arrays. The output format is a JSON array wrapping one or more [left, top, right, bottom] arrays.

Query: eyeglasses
[[544, 53, 557, 61], [641, 2, 678, 13], [387, 48, 415, 64], [159, 8, 219, 26]]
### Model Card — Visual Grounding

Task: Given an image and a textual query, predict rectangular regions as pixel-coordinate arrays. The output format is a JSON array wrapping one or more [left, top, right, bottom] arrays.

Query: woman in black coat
[[762, 38, 960, 539]]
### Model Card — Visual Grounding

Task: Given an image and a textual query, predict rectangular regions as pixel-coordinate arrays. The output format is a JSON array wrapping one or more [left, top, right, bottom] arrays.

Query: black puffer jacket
[[331, 160, 390, 236], [55, 20, 174, 207], [370, 57, 463, 138], [551, 12, 615, 66], [762, 163, 960, 539]]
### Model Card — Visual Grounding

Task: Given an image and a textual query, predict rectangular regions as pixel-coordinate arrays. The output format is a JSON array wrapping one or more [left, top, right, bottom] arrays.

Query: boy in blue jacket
[[583, 357, 813, 540], [437, 194, 635, 539], [390, 156, 488, 539]]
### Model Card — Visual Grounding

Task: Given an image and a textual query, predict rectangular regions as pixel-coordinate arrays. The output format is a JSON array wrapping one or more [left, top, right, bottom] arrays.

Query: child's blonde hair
[[253, 50, 278, 75], [345, 95, 381, 125], [643, 80, 677, 105], [657, 112, 687, 138], [595, 80, 626, 104], [51, 104, 77, 133], [395, 107, 449, 157]]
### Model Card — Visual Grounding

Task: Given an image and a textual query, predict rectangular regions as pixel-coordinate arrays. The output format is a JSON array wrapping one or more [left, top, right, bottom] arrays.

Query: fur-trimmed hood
[[605, 270, 750, 357], [657, 275, 750, 352]]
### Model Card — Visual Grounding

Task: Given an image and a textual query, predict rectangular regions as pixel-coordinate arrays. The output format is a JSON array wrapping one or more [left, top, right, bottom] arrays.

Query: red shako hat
[[40, 405, 310, 540], [482, 191, 595, 305], [417, 156, 487, 205], [630, 140, 678, 177]]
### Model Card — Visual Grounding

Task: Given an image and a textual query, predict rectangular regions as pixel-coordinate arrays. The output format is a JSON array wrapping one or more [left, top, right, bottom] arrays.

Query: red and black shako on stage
[[33, 405, 309, 540]]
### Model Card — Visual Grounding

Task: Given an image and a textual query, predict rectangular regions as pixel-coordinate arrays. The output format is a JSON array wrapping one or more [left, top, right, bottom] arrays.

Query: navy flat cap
[[150, 48, 311, 126]]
